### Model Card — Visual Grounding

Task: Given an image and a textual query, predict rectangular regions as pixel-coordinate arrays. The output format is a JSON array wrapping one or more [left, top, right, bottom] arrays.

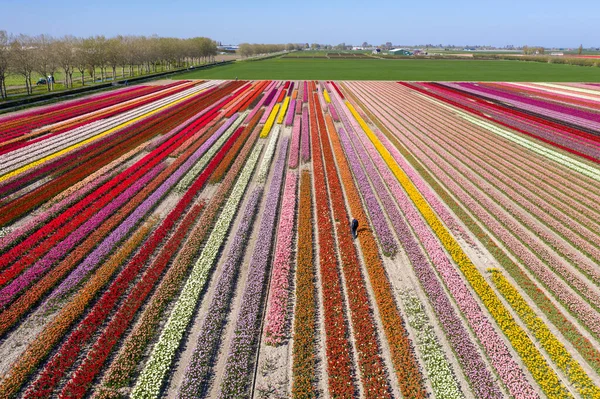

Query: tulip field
[[0, 79, 599, 399]]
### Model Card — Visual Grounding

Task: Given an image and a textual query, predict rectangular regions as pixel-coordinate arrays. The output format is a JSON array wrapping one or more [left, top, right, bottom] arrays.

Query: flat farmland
[[0, 79, 599, 399], [175, 58, 600, 81]]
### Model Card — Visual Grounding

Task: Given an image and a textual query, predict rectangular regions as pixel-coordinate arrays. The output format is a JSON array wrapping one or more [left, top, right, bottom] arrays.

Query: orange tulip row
[[313, 93, 391, 398], [308, 92, 356, 399], [0, 220, 156, 398], [323, 112, 428, 398], [291, 171, 318, 399], [209, 109, 264, 184], [94, 121, 262, 395]]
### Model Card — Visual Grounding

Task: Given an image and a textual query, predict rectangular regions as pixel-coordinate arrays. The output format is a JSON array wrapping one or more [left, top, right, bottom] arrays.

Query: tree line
[[0, 31, 219, 98], [236, 43, 303, 58]]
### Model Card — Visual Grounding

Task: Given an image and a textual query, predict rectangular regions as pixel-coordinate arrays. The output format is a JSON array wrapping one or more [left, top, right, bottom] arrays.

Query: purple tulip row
[[178, 188, 263, 399], [455, 82, 600, 131], [245, 81, 277, 123], [46, 120, 234, 302], [385, 91, 600, 279], [0, 163, 164, 309], [332, 85, 543, 398], [289, 113, 301, 169], [302, 81, 308, 103], [300, 108, 310, 162], [335, 126, 397, 256], [218, 136, 289, 398], [328, 103, 339, 122], [0, 167, 115, 253], [286, 99, 296, 126], [287, 81, 295, 96], [352, 83, 600, 339], [260, 87, 284, 124], [264, 172, 298, 345]]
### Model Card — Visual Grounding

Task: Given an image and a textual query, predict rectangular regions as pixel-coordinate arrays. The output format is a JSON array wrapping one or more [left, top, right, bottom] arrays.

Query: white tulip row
[[0, 82, 219, 174], [256, 125, 280, 183], [175, 111, 247, 193], [130, 141, 264, 399], [400, 290, 465, 399], [416, 92, 600, 181], [462, 114, 600, 181]]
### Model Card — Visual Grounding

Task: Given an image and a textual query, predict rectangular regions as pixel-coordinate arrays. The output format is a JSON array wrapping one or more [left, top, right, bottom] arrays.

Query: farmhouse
[[389, 48, 413, 56]]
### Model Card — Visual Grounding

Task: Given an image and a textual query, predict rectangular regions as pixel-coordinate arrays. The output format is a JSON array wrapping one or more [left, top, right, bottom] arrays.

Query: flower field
[[0, 79, 599, 399]]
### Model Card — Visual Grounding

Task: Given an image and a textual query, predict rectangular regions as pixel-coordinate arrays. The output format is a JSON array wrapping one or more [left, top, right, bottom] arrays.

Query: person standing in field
[[350, 218, 359, 239]]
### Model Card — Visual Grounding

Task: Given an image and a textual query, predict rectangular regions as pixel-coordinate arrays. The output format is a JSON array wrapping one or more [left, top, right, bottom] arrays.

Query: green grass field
[[174, 58, 600, 81]]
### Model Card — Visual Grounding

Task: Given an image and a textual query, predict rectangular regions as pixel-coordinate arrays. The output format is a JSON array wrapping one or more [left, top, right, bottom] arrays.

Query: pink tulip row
[[379, 88, 600, 283], [394, 82, 600, 213], [332, 90, 537, 398], [264, 172, 298, 345], [350, 82, 600, 340]]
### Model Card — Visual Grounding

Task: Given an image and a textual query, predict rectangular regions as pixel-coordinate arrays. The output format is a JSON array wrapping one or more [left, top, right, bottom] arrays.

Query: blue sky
[[2, 0, 597, 47]]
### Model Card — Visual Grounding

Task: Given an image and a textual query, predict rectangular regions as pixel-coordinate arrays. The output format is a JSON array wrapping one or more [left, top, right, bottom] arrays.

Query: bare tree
[[55, 36, 77, 88], [2, 32, 222, 97], [33, 34, 58, 91], [10, 34, 36, 95], [578, 44, 583, 55], [106, 37, 123, 80], [74, 38, 87, 86], [0, 30, 10, 99]]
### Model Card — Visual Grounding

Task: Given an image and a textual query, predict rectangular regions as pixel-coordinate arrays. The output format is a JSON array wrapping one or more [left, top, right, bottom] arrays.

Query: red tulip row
[[93, 122, 262, 395], [0, 81, 243, 226], [277, 88, 287, 103], [324, 112, 427, 398], [210, 109, 264, 183], [308, 93, 356, 399], [0, 82, 196, 156], [313, 93, 391, 398], [0, 98, 227, 337], [329, 81, 345, 99]]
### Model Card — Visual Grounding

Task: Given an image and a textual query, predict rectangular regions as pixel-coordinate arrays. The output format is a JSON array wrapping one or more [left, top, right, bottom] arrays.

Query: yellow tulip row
[[323, 89, 331, 103], [345, 101, 574, 399], [491, 269, 600, 399], [260, 103, 280, 137], [277, 97, 290, 124]]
